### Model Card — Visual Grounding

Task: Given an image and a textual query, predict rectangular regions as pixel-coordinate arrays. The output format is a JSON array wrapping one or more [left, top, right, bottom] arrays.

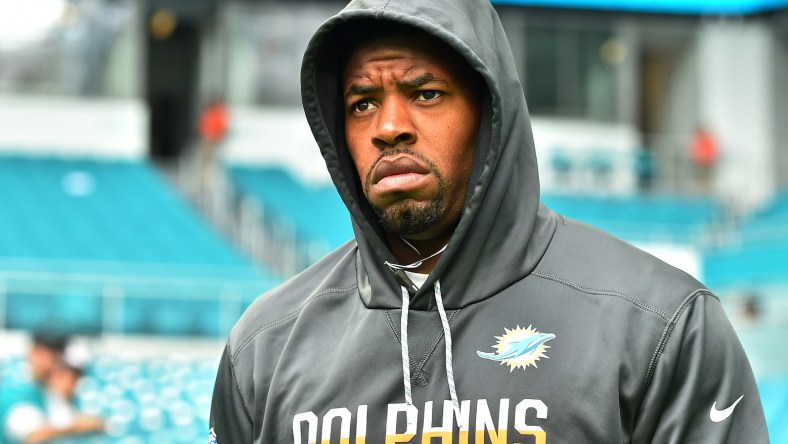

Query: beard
[[375, 188, 445, 236], [364, 149, 446, 237]]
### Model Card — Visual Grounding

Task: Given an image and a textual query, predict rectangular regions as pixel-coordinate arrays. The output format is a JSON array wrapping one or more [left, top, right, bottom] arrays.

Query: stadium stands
[[227, 166, 723, 253], [0, 155, 279, 338], [542, 193, 721, 244], [759, 374, 788, 443], [0, 156, 253, 265], [0, 352, 216, 443], [224, 166, 786, 297], [228, 165, 354, 266], [703, 190, 788, 290]]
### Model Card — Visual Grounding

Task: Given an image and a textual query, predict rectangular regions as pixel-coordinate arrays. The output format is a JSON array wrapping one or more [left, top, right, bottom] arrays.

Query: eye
[[352, 100, 378, 113], [415, 90, 443, 101]]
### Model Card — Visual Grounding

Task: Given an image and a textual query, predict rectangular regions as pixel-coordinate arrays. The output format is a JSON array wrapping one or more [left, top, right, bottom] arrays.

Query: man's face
[[343, 35, 481, 241], [29, 344, 59, 383]]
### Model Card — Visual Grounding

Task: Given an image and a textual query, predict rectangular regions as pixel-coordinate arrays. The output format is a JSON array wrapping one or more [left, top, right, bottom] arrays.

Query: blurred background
[[0, 0, 785, 442]]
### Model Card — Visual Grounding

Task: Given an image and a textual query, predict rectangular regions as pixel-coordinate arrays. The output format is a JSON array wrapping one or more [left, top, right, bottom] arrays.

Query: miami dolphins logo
[[477, 325, 555, 372]]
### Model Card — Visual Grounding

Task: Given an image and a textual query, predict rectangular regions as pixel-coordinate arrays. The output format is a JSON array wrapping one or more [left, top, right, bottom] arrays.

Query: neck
[[384, 232, 452, 274]]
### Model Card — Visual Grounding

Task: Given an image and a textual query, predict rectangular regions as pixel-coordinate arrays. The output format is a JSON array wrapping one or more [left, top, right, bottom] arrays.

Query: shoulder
[[1, 383, 45, 442], [1, 383, 44, 408], [534, 214, 709, 320], [226, 240, 359, 360]]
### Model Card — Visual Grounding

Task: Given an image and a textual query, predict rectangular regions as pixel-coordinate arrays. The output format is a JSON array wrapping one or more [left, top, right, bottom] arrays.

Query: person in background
[[1, 336, 104, 443], [2, 333, 67, 442], [39, 343, 104, 441], [690, 126, 719, 192], [197, 97, 229, 205], [27, 334, 67, 387], [738, 291, 762, 328]]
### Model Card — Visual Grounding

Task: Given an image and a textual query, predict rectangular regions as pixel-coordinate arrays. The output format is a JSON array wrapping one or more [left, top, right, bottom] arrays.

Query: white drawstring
[[434, 281, 461, 420], [386, 244, 448, 271], [400, 285, 413, 406], [398, 280, 461, 422]]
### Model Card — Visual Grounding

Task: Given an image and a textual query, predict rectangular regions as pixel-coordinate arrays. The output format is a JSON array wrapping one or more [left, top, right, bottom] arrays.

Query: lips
[[371, 155, 430, 185]]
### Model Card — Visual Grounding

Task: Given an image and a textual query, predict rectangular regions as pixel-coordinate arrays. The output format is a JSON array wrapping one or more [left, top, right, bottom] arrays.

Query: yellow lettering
[[474, 429, 507, 444], [517, 430, 546, 444], [422, 400, 451, 444], [514, 399, 548, 444], [422, 432, 453, 443], [321, 407, 352, 444], [420, 400, 471, 443], [474, 399, 509, 444], [356, 405, 368, 444], [386, 434, 416, 444], [386, 403, 417, 443]]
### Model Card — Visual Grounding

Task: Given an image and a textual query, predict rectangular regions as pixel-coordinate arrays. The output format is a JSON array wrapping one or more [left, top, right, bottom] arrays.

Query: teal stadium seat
[[1, 353, 217, 443], [542, 193, 720, 244], [759, 375, 788, 443], [228, 165, 354, 261], [0, 155, 279, 337], [704, 190, 788, 289]]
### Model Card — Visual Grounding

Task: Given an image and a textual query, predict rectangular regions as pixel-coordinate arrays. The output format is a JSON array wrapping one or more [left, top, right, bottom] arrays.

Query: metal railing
[[0, 267, 272, 338]]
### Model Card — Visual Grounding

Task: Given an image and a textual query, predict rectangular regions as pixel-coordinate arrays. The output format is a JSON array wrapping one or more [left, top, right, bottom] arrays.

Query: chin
[[378, 200, 442, 237]]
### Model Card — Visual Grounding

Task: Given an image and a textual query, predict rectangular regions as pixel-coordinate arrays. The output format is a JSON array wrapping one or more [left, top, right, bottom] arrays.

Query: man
[[34, 343, 104, 442], [2, 337, 104, 443], [2, 333, 67, 442], [197, 96, 229, 205], [28, 333, 68, 386], [211, 0, 768, 441]]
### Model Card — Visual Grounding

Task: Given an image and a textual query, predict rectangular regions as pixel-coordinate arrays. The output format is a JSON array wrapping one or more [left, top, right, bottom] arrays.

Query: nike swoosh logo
[[709, 395, 744, 422]]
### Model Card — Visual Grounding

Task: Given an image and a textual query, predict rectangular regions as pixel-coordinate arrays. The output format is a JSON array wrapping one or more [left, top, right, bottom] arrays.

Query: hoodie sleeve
[[632, 291, 768, 443], [210, 343, 253, 443]]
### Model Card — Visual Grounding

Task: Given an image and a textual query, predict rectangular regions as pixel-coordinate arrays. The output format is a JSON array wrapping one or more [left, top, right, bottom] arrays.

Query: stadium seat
[[227, 165, 353, 263], [542, 193, 720, 244], [0, 155, 279, 338]]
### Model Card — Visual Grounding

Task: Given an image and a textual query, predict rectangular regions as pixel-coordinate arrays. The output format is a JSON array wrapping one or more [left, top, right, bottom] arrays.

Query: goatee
[[364, 148, 446, 236]]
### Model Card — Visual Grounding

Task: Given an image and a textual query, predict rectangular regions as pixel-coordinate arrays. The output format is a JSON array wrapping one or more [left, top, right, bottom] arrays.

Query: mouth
[[370, 155, 431, 193], [371, 155, 430, 183]]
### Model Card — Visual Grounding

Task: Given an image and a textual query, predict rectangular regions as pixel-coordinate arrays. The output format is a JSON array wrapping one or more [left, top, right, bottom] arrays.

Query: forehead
[[343, 34, 469, 81], [31, 344, 56, 353]]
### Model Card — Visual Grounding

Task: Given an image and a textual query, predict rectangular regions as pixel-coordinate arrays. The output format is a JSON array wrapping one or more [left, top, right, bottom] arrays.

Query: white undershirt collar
[[403, 271, 429, 290]]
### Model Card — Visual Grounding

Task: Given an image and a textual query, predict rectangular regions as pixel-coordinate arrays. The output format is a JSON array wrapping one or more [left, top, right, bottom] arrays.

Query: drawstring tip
[[453, 404, 463, 426], [392, 268, 420, 295]]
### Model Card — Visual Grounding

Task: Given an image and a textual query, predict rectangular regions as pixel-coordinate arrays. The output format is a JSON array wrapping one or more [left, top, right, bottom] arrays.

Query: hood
[[301, 0, 557, 310]]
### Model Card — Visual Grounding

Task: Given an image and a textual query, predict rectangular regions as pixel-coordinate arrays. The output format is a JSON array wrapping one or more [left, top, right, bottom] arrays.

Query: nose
[[372, 98, 415, 150]]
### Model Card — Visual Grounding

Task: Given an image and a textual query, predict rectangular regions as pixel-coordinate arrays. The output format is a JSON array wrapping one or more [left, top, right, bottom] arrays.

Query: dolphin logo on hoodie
[[477, 325, 556, 371]]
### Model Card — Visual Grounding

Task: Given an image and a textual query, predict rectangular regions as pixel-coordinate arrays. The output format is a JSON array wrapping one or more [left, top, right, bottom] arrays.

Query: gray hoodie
[[210, 0, 769, 442]]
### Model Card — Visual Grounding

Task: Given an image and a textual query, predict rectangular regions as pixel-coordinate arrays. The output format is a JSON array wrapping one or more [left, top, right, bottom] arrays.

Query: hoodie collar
[[301, 0, 557, 310]]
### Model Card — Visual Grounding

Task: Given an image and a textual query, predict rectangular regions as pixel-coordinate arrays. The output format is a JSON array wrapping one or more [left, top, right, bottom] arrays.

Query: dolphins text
[[293, 398, 548, 443]]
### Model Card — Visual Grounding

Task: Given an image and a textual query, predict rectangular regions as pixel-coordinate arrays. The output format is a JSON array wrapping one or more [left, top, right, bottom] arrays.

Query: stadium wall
[[698, 21, 777, 211], [0, 95, 147, 159]]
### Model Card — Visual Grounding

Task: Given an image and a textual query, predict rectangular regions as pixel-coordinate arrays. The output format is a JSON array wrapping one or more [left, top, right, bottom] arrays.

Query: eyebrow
[[345, 73, 448, 98]]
